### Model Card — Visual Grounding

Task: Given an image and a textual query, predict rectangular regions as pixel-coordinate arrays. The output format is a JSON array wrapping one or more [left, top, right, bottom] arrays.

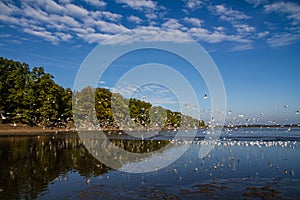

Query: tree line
[[74, 87, 205, 129], [1, 57, 205, 129]]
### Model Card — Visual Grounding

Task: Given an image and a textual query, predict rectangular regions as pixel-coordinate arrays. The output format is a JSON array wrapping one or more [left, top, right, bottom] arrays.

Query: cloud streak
[[264, 1, 300, 25], [0, 0, 299, 49]]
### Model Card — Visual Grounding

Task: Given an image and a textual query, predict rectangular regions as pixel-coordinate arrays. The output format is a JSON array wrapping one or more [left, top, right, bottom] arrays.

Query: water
[[0, 128, 300, 199]]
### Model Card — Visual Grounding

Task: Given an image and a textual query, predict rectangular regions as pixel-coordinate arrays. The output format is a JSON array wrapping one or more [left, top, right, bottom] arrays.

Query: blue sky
[[0, 0, 300, 125]]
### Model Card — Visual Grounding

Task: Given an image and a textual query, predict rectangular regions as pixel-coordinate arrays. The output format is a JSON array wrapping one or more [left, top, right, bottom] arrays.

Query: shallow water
[[0, 128, 299, 199]]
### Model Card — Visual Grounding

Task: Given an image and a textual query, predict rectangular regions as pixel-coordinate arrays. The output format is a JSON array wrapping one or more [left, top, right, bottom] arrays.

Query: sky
[[0, 0, 300, 125]]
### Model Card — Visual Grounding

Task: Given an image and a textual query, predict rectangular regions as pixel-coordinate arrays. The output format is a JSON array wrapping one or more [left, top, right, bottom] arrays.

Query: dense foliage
[[0, 57, 72, 126], [1, 57, 205, 129], [74, 87, 205, 130]]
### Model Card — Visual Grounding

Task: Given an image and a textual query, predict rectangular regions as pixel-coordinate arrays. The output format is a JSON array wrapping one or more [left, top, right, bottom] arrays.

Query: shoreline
[[1, 123, 299, 136], [0, 123, 75, 136], [0, 128, 75, 136]]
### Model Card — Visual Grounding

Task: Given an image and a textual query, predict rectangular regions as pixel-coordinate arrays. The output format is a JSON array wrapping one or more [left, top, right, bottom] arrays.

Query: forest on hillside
[[0, 57, 205, 129]]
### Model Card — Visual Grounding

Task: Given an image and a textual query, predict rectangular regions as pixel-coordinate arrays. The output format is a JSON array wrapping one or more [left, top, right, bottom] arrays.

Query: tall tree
[[0, 57, 73, 126]]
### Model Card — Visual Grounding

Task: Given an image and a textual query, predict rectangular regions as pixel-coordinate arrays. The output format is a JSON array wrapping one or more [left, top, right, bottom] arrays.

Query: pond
[[0, 128, 300, 199]]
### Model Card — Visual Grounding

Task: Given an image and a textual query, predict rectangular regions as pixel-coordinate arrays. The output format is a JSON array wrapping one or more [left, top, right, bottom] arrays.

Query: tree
[[0, 57, 73, 126], [129, 98, 151, 127]]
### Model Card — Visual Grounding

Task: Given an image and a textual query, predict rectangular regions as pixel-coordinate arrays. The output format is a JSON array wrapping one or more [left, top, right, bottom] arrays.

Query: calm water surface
[[0, 128, 300, 199]]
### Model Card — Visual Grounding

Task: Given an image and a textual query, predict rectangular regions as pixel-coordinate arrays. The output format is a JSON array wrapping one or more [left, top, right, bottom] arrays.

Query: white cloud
[[0, 1, 19, 15], [30, 0, 65, 14], [83, 0, 107, 8], [262, 1, 300, 47], [229, 43, 253, 51], [101, 27, 192, 45], [183, 17, 203, 27], [23, 5, 50, 24], [103, 11, 122, 21], [233, 23, 256, 34], [115, 0, 158, 11], [162, 19, 184, 30], [24, 28, 59, 44], [112, 83, 178, 105], [0, 14, 20, 24], [91, 11, 122, 22], [112, 82, 137, 98], [114, 0, 165, 26], [21, 1, 82, 30], [103, 25, 252, 46], [184, 0, 203, 10], [58, 0, 73, 4], [267, 32, 300, 47], [0, 34, 12, 38], [145, 12, 157, 20], [209, 4, 255, 39], [7, 39, 22, 45], [77, 33, 112, 44], [144, 97, 179, 105], [65, 3, 89, 18], [245, 0, 268, 7], [55, 32, 73, 41], [213, 26, 226, 32], [0, 2, 21, 24], [264, 1, 300, 25], [50, 14, 81, 28], [86, 18, 129, 33], [127, 15, 142, 24], [214, 4, 251, 22], [27, 25, 46, 32], [257, 31, 269, 38], [72, 27, 95, 34], [188, 27, 251, 43]]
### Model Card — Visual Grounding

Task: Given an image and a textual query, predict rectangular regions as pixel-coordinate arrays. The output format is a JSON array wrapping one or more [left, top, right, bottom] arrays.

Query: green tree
[[0, 57, 73, 126], [59, 88, 73, 122], [129, 98, 151, 127], [94, 88, 114, 127], [0, 57, 32, 123]]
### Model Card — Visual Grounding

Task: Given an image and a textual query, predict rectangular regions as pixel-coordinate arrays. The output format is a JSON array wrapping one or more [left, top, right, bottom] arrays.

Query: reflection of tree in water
[[0, 134, 110, 200], [111, 139, 169, 153], [101, 130, 170, 153], [79, 131, 186, 173]]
